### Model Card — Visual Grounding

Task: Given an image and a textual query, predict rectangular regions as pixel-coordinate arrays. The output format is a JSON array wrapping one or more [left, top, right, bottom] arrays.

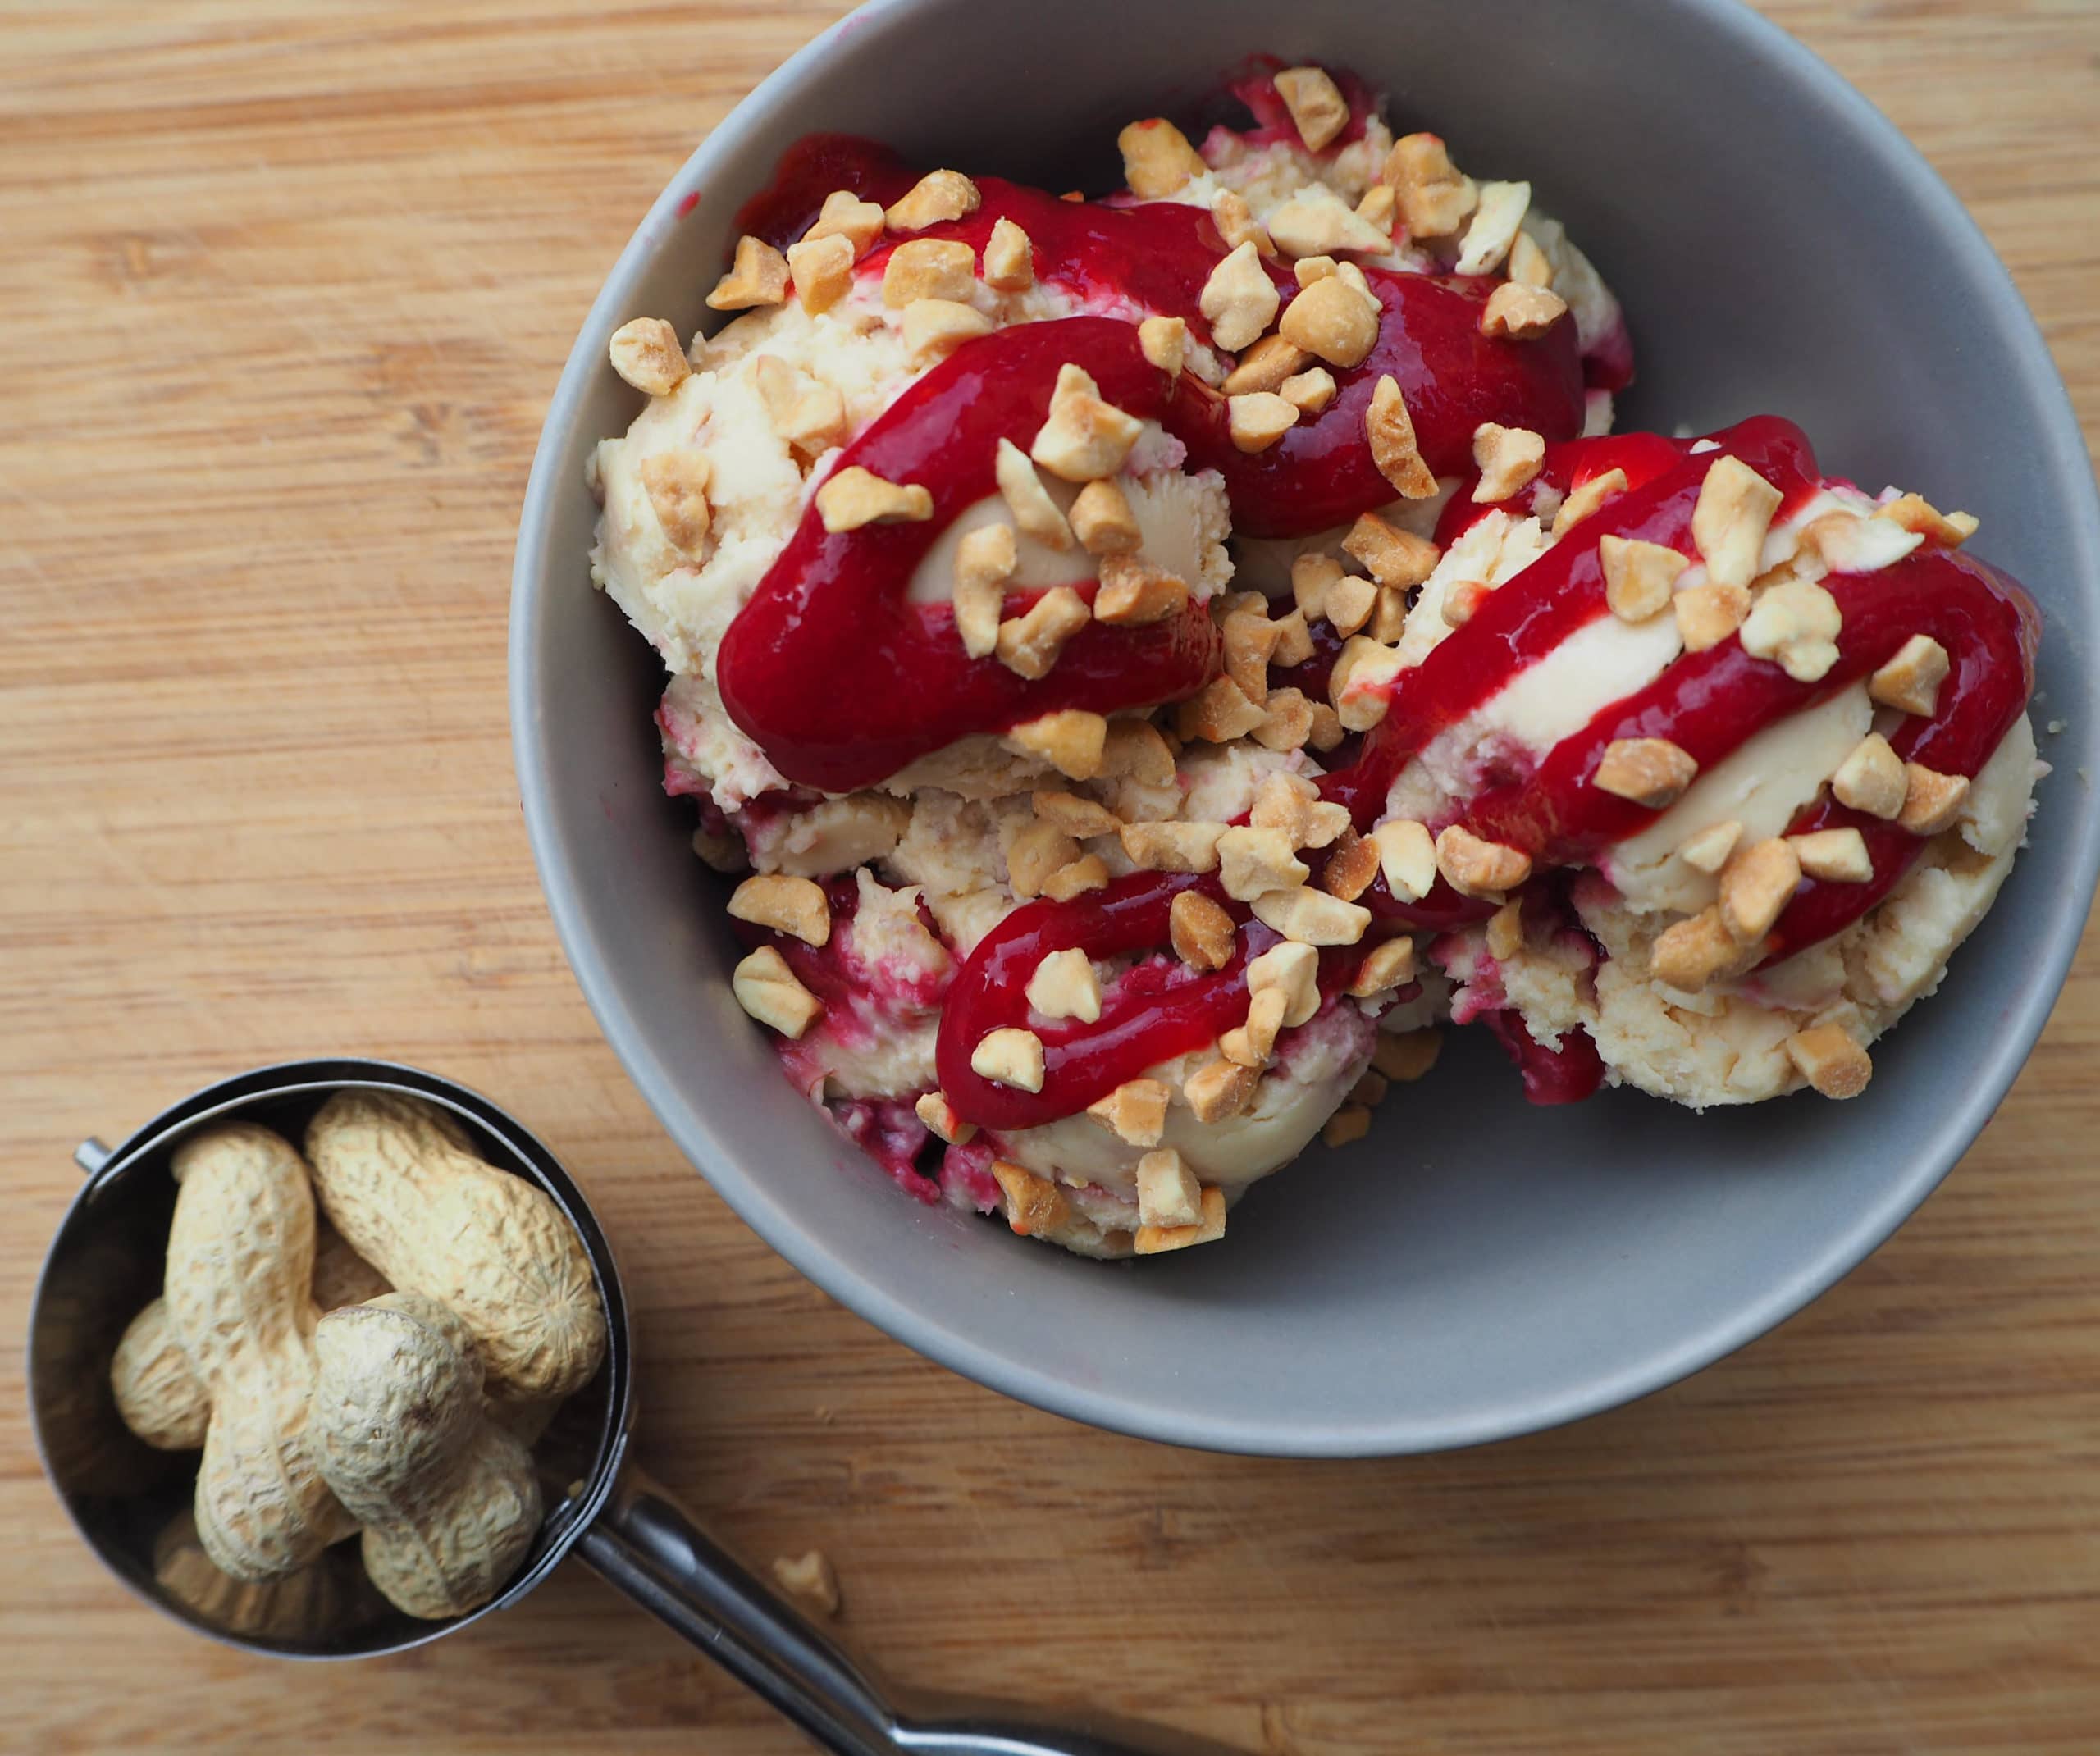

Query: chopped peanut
[[1247, 939, 1321, 1027], [1032, 789, 1121, 839], [1371, 819, 1437, 902], [981, 216, 1034, 290], [1279, 276, 1380, 367], [1367, 376, 1437, 497], [952, 522, 1016, 658], [1006, 708, 1107, 779], [1372, 1028, 1443, 1082], [1221, 334, 1312, 395], [913, 1091, 976, 1146], [1381, 133, 1477, 238], [1322, 1106, 1372, 1147], [1134, 1185, 1228, 1255], [1122, 819, 1227, 874], [728, 873, 831, 946], [1678, 819, 1742, 874], [1784, 1024, 1873, 1099], [1249, 774, 1347, 849], [996, 586, 1092, 678], [1719, 837, 1801, 942], [1221, 986, 1290, 1068], [881, 237, 975, 307], [1691, 454, 1784, 590], [609, 317, 692, 395], [1087, 1078, 1171, 1147], [1183, 1060, 1257, 1125], [1790, 827, 1874, 883], [903, 296, 994, 361], [1674, 581, 1751, 651], [1200, 240, 1282, 352], [1308, 702, 1345, 750], [1352, 1070, 1391, 1106], [1343, 512, 1439, 588], [1273, 66, 1349, 151], [1740, 578, 1843, 683], [1347, 936, 1415, 997], [1267, 195, 1391, 259], [1043, 855, 1110, 901], [1600, 534, 1687, 622], [1485, 901, 1524, 960], [1899, 763, 1970, 835], [993, 438, 1075, 550], [1118, 118, 1208, 198], [1435, 824, 1531, 897], [1218, 827, 1310, 901], [639, 451, 712, 556], [1649, 907, 1739, 992], [990, 1159, 1069, 1235], [1069, 478, 1142, 554], [1877, 492, 1978, 547], [1250, 885, 1372, 946], [1176, 676, 1268, 742], [732, 946, 822, 1039], [1135, 1147, 1205, 1229], [1223, 609, 1280, 700], [1832, 733, 1907, 819], [1480, 281, 1567, 340], [1211, 189, 1274, 256], [1322, 828, 1381, 902], [1138, 315, 1186, 376], [1440, 580, 1491, 627], [1595, 737, 1700, 810], [1100, 718, 1176, 784], [1229, 391, 1300, 453], [816, 466, 934, 531], [1472, 423, 1545, 503], [1007, 820, 1081, 900], [786, 232, 856, 314], [1321, 572, 1378, 639], [1332, 636, 1405, 732], [1507, 230, 1554, 288], [1280, 367, 1338, 414], [1026, 946, 1102, 1022], [1356, 183, 1398, 235], [971, 1028, 1046, 1092], [1094, 554, 1190, 624], [803, 189, 886, 255], [1270, 609, 1316, 668], [753, 356, 848, 454], [705, 236, 790, 311], [1455, 179, 1531, 274], [1170, 889, 1237, 970], [1253, 687, 1316, 752], [1032, 363, 1145, 481], [885, 169, 980, 231], [1294, 254, 1338, 287], [1554, 468, 1630, 537], [1869, 634, 1951, 717], [1292, 552, 1340, 619]]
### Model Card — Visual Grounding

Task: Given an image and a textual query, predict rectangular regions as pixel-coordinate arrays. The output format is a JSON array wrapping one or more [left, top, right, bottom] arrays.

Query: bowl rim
[[509, 0, 2100, 1457]]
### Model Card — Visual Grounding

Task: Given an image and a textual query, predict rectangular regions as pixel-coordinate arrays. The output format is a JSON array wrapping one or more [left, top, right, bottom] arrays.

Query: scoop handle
[[578, 1466, 1238, 1756]]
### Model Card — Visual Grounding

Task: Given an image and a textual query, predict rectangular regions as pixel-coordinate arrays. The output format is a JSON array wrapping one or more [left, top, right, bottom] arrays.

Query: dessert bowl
[[511, 0, 2100, 1455]]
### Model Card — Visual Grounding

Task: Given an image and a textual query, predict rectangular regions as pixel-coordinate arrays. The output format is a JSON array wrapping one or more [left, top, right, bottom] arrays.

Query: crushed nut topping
[[1267, 194, 1392, 259], [1869, 633, 1951, 717], [1691, 454, 1784, 590], [1229, 390, 1301, 453], [1677, 819, 1742, 874], [1344, 511, 1440, 588], [1435, 824, 1531, 897], [1247, 939, 1321, 1027], [990, 1158, 1069, 1235], [1507, 230, 1554, 288], [1648, 906, 1739, 992], [1167, 888, 1237, 972], [1032, 362, 1146, 481], [952, 521, 1016, 658], [732, 946, 823, 1038], [971, 1027, 1046, 1092], [1372, 1028, 1443, 1082], [881, 237, 976, 307], [1253, 687, 1316, 751], [1218, 826, 1310, 901], [993, 437, 1075, 550], [1355, 183, 1398, 235], [1135, 1147, 1205, 1229], [1270, 608, 1317, 667], [1674, 581, 1751, 651], [1279, 366, 1339, 413], [1134, 1184, 1227, 1254], [1322, 1106, 1372, 1147], [914, 1090, 976, 1146], [1005, 708, 1107, 779], [1032, 788, 1121, 839], [1898, 762, 1970, 835], [1122, 819, 1227, 874], [816, 465, 934, 531], [1595, 737, 1700, 809], [1784, 1024, 1873, 1099], [1554, 468, 1629, 537], [1025, 946, 1102, 1022], [1176, 675, 1268, 742], [1480, 281, 1567, 340], [1332, 636, 1404, 732], [1138, 315, 1187, 376], [1319, 570, 1377, 639], [1600, 533, 1687, 622], [1322, 828, 1381, 901], [1250, 884, 1372, 946], [1485, 901, 1524, 960], [727, 873, 831, 946], [803, 189, 886, 255], [1790, 827, 1874, 883], [705, 236, 792, 311], [980, 216, 1034, 290], [1199, 240, 1282, 353], [1183, 1058, 1258, 1125], [754, 356, 848, 454], [1279, 275, 1380, 367], [1118, 117, 1208, 198], [1740, 577, 1842, 683], [1221, 985, 1290, 1068], [1371, 819, 1438, 901], [1877, 492, 1978, 547], [1471, 422, 1545, 503], [1440, 579, 1491, 627], [1273, 65, 1350, 151], [639, 450, 712, 556], [1007, 819, 1081, 900], [1043, 853, 1110, 900], [1100, 718, 1176, 784], [1066, 478, 1141, 555], [1222, 333, 1313, 395], [1718, 837, 1801, 942], [1455, 179, 1531, 275], [885, 169, 981, 231], [1087, 1078, 1171, 1147], [1094, 554, 1191, 624], [1367, 375, 1438, 497], [996, 585, 1092, 678], [1211, 189, 1275, 257], [1347, 935, 1415, 997], [902, 295, 995, 362], [1250, 773, 1348, 849], [786, 232, 856, 314], [1831, 732, 1907, 819], [608, 317, 692, 395], [1381, 132, 1477, 239]]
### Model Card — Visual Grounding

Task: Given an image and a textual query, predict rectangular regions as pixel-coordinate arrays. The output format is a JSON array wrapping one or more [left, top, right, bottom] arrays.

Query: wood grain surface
[[4, 3, 2098, 1750]]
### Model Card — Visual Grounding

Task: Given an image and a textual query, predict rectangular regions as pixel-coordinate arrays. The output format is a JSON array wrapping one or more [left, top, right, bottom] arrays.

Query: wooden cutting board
[[3, 3, 2097, 1749]]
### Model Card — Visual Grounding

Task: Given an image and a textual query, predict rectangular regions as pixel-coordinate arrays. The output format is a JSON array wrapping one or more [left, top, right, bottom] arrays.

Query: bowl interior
[[512, 0, 2100, 1454]]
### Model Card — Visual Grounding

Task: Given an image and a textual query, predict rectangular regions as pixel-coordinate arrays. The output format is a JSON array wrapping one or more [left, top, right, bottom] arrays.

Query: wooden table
[[4, 3, 2097, 1749]]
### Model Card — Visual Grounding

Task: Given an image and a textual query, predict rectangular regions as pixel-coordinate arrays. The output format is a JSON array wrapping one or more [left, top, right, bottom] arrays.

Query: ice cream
[[587, 59, 2041, 1259]]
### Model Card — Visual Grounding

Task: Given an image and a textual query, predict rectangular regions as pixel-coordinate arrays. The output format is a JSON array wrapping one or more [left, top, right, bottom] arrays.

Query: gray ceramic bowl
[[511, 0, 2100, 1456]]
